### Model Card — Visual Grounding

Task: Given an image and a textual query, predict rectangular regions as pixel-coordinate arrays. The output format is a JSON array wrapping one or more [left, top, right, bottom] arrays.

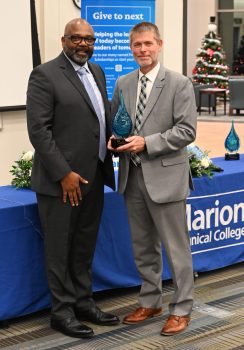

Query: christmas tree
[[192, 17, 229, 89]]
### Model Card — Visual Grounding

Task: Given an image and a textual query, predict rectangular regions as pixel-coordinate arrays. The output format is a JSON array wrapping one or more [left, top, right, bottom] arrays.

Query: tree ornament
[[207, 48, 214, 57]]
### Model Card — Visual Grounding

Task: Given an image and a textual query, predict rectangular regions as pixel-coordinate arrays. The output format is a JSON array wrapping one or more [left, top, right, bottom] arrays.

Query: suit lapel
[[124, 70, 138, 124], [59, 54, 97, 115], [139, 67, 166, 130], [88, 63, 110, 118], [58, 54, 113, 139]]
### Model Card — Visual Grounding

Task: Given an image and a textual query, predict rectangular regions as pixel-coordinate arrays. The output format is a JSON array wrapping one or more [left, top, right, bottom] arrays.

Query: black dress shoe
[[75, 306, 120, 326], [50, 317, 94, 338]]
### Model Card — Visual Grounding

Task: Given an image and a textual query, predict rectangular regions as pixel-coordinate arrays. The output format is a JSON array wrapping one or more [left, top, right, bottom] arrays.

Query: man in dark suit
[[108, 22, 197, 336], [27, 18, 119, 339]]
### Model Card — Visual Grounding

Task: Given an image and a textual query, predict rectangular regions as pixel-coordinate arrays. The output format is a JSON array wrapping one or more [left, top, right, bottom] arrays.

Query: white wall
[[187, 0, 216, 77], [0, 111, 33, 185], [39, 0, 79, 62], [0, 0, 33, 109], [0, 1, 80, 186], [0, 0, 215, 185], [162, 0, 183, 72]]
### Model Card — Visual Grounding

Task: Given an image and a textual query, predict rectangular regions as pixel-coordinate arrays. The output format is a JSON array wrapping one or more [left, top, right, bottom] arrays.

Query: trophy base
[[111, 138, 128, 149], [225, 153, 240, 160]]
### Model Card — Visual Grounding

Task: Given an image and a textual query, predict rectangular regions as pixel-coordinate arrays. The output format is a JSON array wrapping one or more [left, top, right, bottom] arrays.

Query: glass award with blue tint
[[224, 120, 240, 160], [111, 91, 132, 148]]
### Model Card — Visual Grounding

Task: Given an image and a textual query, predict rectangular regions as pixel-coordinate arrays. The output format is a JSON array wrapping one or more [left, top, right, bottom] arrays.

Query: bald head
[[64, 18, 94, 36]]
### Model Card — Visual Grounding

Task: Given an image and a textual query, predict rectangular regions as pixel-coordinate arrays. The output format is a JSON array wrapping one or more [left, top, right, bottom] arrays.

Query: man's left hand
[[108, 135, 146, 153]]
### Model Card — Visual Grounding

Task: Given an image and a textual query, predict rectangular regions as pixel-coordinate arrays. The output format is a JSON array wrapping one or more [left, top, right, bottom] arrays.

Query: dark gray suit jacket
[[27, 52, 115, 196]]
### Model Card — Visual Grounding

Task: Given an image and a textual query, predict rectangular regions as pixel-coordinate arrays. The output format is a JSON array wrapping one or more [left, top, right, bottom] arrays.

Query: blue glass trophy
[[224, 120, 240, 160], [111, 91, 132, 148]]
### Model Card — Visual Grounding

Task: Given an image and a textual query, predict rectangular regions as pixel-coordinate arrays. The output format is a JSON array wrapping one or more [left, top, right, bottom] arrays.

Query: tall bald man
[[27, 18, 119, 338]]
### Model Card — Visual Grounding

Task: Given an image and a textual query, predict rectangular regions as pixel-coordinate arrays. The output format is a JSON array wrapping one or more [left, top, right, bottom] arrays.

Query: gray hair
[[130, 22, 161, 44]]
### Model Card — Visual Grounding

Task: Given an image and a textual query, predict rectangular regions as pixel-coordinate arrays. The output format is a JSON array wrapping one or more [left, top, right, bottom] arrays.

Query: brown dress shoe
[[123, 307, 163, 324], [161, 315, 190, 336]]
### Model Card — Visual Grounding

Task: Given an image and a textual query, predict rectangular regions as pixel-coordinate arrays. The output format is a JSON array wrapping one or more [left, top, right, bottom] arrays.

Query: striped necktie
[[77, 67, 107, 162], [131, 75, 148, 166]]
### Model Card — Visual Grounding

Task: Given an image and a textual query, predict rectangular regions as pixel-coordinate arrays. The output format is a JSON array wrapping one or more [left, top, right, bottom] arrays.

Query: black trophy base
[[225, 153, 240, 160], [111, 138, 128, 149]]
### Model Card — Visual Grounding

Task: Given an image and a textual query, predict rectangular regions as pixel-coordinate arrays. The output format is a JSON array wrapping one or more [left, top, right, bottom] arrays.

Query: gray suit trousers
[[124, 163, 194, 316]]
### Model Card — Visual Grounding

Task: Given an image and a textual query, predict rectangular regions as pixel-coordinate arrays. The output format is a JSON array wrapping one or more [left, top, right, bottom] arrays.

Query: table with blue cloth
[[0, 156, 243, 321]]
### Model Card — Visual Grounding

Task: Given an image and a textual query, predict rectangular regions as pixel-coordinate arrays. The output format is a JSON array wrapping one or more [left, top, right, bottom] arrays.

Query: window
[[218, 0, 244, 75]]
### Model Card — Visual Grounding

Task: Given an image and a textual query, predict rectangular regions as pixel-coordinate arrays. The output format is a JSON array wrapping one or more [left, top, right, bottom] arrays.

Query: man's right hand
[[61, 171, 88, 206]]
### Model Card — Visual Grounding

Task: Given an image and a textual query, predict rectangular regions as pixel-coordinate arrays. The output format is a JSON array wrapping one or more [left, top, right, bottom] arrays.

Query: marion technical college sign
[[187, 189, 244, 271]]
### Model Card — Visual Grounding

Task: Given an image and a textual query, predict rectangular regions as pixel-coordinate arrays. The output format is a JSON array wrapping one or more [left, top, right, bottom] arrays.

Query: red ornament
[[206, 48, 214, 57]]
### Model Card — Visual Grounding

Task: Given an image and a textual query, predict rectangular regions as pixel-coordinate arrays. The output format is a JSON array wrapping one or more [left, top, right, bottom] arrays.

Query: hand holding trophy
[[111, 91, 132, 148]]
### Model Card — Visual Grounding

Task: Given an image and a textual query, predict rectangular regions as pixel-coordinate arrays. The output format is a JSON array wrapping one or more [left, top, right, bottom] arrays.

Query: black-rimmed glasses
[[64, 35, 96, 46]]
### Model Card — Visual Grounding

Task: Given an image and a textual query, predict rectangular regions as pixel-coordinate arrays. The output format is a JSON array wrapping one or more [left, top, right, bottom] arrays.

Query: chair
[[228, 79, 244, 115], [192, 82, 216, 113]]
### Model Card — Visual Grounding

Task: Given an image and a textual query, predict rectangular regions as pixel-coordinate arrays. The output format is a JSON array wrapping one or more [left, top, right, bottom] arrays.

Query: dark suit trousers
[[37, 162, 104, 320]]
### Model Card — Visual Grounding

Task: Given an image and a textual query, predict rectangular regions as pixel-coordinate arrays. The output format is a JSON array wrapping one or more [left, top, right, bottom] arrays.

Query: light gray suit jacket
[[111, 66, 197, 204]]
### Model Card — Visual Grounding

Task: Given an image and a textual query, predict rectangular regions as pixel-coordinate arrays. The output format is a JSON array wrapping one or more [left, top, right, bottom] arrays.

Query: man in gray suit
[[27, 18, 119, 338], [108, 22, 197, 336]]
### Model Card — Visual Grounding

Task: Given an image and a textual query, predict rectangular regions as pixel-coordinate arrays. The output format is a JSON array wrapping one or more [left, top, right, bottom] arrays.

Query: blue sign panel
[[187, 189, 244, 271], [82, 0, 155, 99]]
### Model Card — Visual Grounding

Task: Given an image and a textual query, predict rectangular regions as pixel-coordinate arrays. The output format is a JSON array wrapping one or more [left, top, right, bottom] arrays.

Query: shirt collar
[[138, 62, 160, 82]]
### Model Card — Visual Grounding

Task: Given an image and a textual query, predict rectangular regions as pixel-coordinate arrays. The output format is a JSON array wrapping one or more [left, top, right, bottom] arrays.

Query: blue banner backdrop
[[81, 0, 155, 99], [187, 189, 244, 272]]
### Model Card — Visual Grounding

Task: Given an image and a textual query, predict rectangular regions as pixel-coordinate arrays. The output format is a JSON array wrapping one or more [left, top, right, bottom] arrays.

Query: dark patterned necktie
[[131, 75, 148, 166], [78, 67, 107, 162]]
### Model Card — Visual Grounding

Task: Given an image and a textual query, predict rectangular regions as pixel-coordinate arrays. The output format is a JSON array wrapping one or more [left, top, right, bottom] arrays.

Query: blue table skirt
[[187, 156, 244, 272], [190, 155, 244, 196], [0, 155, 243, 320]]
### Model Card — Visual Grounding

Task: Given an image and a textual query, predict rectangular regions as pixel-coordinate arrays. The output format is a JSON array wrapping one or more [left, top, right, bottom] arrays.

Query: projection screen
[[0, 0, 33, 111]]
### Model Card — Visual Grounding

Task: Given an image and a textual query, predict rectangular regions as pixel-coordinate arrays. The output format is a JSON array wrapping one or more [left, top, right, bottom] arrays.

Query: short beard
[[71, 53, 88, 65], [65, 48, 93, 66]]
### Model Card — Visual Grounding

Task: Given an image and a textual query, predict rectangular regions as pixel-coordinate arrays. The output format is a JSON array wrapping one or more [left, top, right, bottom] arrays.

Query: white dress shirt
[[136, 62, 161, 108]]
